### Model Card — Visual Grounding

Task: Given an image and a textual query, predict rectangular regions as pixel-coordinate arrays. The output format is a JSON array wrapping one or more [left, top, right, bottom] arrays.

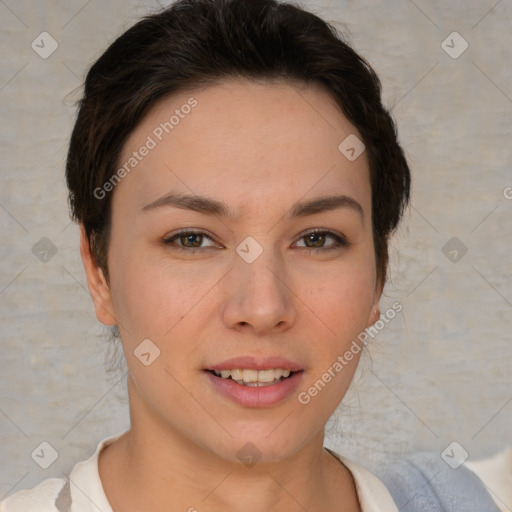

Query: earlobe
[[367, 279, 383, 327], [79, 225, 117, 326], [367, 304, 381, 327]]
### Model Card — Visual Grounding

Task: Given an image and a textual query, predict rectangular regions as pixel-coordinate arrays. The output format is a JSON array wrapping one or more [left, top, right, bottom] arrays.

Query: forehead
[[115, 78, 371, 216]]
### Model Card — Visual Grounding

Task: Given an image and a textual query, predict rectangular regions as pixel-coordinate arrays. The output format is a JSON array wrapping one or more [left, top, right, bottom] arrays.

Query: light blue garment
[[377, 451, 501, 512]]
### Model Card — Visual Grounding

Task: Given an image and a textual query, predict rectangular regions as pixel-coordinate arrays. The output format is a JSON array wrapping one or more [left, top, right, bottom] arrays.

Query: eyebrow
[[141, 192, 364, 221]]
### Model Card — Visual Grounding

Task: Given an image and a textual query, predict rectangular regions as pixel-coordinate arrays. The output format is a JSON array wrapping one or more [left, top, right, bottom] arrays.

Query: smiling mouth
[[207, 368, 298, 387]]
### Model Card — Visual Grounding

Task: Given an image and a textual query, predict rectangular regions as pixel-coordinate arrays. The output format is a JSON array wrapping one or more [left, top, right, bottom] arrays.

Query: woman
[[1, 0, 508, 510]]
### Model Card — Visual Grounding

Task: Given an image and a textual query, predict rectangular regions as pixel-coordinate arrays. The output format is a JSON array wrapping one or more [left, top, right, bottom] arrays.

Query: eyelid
[[293, 228, 349, 250]]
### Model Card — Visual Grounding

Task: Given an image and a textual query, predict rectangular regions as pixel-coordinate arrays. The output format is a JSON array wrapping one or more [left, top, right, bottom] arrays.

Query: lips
[[204, 356, 304, 407]]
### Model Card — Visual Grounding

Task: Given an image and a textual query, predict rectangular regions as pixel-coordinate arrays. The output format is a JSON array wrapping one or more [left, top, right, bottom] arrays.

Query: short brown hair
[[66, 0, 411, 287]]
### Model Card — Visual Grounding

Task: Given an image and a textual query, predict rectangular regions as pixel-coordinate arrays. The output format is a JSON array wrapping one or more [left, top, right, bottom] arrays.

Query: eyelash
[[162, 228, 349, 254]]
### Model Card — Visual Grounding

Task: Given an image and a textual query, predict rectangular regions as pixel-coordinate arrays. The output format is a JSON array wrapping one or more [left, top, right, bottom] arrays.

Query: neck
[[98, 377, 360, 512]]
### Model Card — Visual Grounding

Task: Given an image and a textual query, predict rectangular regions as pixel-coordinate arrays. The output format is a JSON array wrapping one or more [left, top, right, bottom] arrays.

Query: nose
[[221, 244, 297, 335]]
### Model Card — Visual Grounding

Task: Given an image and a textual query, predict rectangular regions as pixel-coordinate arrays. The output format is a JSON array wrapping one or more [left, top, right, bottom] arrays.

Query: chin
[[201, 426, 313, 467]]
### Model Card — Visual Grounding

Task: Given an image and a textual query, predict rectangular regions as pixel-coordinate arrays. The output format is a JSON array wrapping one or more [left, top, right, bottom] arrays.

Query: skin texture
[[81, 78, 381, 511]]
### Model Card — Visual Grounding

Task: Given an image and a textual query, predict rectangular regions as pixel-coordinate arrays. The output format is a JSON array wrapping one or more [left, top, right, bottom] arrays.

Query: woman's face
[[84, 78, 381, 464]]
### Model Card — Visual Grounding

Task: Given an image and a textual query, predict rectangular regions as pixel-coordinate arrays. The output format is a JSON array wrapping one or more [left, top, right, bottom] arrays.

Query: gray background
[[1, 0, 511, 500]]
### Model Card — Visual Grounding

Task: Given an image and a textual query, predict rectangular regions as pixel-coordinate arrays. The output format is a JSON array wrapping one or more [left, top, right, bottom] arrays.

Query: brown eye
[[304, 232, 326, 248], [162, 230, 218, 252], [295, 230, 348, 252], [179, 233, 203, 248]]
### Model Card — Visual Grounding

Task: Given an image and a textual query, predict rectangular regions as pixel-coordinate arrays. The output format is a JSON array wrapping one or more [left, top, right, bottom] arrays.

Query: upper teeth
[[213, 368, 291, 385]]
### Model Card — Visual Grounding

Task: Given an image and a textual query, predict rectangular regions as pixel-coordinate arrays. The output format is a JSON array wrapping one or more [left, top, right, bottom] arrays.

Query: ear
[[79, 225, 117, 326], [366, 277, 383, 327]]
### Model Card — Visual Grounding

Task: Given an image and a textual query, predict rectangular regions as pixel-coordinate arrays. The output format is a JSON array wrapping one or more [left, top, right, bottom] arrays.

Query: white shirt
[[1, 430, 509, 512]]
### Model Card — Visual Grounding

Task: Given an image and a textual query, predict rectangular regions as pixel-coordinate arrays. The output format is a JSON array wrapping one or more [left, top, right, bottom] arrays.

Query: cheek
[[107, 243, 171, 341], [304, 264, 376, 334], [298, 270, 374, 409], [107, 247, 220, 343], [296, 260, 376, 395]]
